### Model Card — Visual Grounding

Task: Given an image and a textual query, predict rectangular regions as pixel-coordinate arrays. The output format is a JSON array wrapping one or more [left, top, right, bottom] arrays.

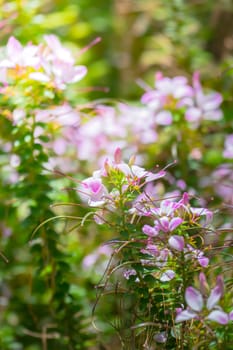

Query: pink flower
[[185, 72, 223, 127], [0, 36, 40, 69], [141, 73, 193, 126], [154, 216, 183, 233], [80, 176, 108, 207], [176, 273, 229, 325]]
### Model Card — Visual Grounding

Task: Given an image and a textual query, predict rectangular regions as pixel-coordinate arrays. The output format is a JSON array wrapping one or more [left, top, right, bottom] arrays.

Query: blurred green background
[[1, 0, 233, 100]]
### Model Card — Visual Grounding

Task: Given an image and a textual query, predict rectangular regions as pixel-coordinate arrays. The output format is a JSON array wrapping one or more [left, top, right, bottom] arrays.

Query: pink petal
[[202, 93, 223, 111], [169, 217, 183, 231], [89, 180, 102, 194], [199, 272, 209, 295], [114, 147, 122, 163], [168, 235, 185, 251], [185, 107, 202, 122], [155, 110, 173, 125], [175, 309, 197, 323], [204, 110, 223, 121], [159, 217, 170, 232], [207, 310, 229, 325], [198, 256, 209, 267], [207, 285, 223, 310], [72, 65, 87, 83], [142, 225, 158, 237], [7, 36, 22, 59], [185, 287, 203, 312], [145, 170, 166, 183]]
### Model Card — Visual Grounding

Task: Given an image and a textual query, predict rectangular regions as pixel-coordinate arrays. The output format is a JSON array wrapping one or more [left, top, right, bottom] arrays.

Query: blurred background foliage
[[1, 0, 233, 99]]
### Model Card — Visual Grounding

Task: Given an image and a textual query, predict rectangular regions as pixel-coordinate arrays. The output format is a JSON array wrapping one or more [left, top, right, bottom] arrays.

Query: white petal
[[185, 287, 203, 312], [175, 310, 197, 323], [160, 270, 175, 282], [206, 285, 222, 310], [207, 310, 229, 325]]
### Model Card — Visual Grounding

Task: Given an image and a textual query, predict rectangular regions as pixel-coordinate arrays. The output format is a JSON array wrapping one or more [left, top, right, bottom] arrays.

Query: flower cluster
[[0, 35, 87, 91], [46, 71, 224, 175], [79, 151, 213, 283], [142, 71, 223, 127], [79, 148, 166, 207], [79, 150, 232, 347]]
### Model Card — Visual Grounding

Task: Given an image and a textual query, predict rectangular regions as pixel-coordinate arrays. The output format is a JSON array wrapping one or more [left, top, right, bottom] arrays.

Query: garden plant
[[0, 1, 233, 349]]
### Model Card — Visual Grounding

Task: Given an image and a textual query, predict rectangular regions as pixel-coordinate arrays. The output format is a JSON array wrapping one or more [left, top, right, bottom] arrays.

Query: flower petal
[[142, 224, 158, 237], [160, 270, 175, 282], [206, 285, 223, 310], [207, 310, 229, 325], [185, 287, 203, 312], [169, 217, 183, 231], [198, 256, 209, 267], [168, 235, 185, 251], [175, 309, 197, 323]]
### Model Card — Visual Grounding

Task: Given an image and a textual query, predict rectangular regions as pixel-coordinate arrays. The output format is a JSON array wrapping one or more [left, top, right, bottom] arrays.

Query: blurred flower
[[185, 72, 223, 127]]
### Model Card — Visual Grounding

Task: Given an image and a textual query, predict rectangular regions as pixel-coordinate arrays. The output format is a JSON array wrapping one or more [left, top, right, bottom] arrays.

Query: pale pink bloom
[[176, 274, 229, 325], [141, 72, 193, 126], [185, 287, 204, 312], [185, 72, 223, 126], [44, 34, 75, 64], [151, 199, 178, 217], [80, 176, 108, 207], [0, 36, 40, 69], [154, 216, 183, 233]]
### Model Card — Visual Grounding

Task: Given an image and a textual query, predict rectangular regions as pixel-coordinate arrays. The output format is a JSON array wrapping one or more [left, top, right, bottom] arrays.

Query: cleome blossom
[[141, 72, 193, 125], [79, 148, 166, 207], [0, 35, 87, 90], [176, 273, 233, 325], [185, 72, 223, 127], [139, 193, 211, 267]]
